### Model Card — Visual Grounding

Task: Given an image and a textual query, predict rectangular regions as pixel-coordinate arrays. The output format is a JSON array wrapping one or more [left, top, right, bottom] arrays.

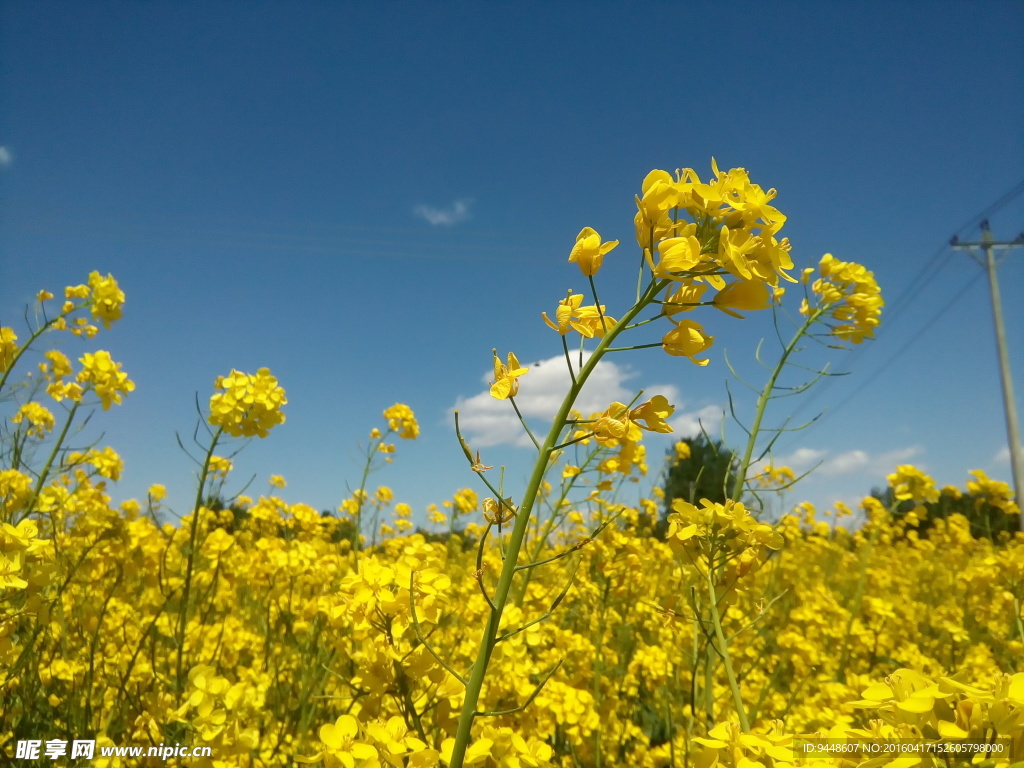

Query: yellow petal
[[896, 695, 935, 713]]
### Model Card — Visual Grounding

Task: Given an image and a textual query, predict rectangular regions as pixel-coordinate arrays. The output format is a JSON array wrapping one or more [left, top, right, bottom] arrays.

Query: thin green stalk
[[447, 278, 667, 768], [0, 301, 86, 396], [515, 442, 605, 607], [731, 307, 825, 501], [1014, 597, 1024, 646], [591, 577, 612, 768], [350, 431, 387, 566], [704, 562, 750, 730], [835, 520, 881, 683], [509, 396, 540, 450], [175, 426, 222, 705], [30, 400, 81, 510]]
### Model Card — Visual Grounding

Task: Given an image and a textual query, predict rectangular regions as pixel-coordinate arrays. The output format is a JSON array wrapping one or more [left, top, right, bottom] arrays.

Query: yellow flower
[[441, 737, 493, 767], [541, 291, 616, 338], [208, 455, 233, 476], [661, 280, 708, 318], [297, 715, 380, 768], [661, 319, 714, 365], [1, 470, 34, 513], [68, 446, 124, 481], [571, 303, 616, 338], [630, 395, 675, 433], [453, 487, 478, 514], [887, 465, 940, 504], [591, 402, 634, 443], [674, 441, 691, 461], [542, 290, 582, 335], [0, 552, 28, 590], [41, 349, 73, 379], [806, 253, 884, 343], [0, 327, 18, 371], [383, 403, 418, 439], [489, 349, 528, 400], [269, 475, 287, 489], [186, 664, 229, 708], [483, 496, 516, 524], [712, 279, 772, 318], [568, 226, 618, 276], [77, 351, 135, 410], [208, 367, 287, 438], [966, 469, 1019, 515], [646, 233, 704, 279], [11, 402, 55, 437], [87, 271, 125, 328]]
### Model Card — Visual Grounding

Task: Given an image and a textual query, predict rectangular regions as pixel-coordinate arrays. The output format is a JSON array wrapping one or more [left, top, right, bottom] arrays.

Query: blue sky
[[2, 2, 1022, 527]]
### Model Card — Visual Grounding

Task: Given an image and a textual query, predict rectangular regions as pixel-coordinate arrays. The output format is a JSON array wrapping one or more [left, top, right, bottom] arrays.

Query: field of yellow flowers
[[2, 163, 1023, 768]]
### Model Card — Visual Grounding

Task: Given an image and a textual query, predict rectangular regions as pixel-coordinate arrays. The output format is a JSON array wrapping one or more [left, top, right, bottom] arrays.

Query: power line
[[782, 177, 1024, 425], [951, 221, 1024, 523], [814, 269, 985, 420]]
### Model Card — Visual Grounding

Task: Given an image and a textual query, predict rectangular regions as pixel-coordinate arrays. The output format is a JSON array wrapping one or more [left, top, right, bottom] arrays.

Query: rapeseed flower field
[[2, 164, 1022, 767]]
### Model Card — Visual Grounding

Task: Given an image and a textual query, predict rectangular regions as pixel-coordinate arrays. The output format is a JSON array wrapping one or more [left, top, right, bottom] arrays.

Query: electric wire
[[815, 269, 986, 421], [780, 178, 1024, 429]]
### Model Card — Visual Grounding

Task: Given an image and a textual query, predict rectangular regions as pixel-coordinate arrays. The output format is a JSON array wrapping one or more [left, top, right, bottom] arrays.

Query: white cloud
[[819, 449, 870, 476], [413, 198, 472, 226], [801, 444, 924, 477], [452, 352, 684, 448], [667, 406, 725, 440], [0, 146, 11, 168], [872, 445, 925, 472], [785, 447, 828, 469], [992, 444, 1024, 464]]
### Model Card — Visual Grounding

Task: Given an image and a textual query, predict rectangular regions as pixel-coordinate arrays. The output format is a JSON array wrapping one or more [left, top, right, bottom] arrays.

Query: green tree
[[657, 433, 741, 538], [870, 485, 1021, 541]]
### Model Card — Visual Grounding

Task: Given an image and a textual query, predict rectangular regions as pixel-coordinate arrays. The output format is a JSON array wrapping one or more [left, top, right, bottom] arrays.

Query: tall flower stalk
[[445, 162, 810, 766]]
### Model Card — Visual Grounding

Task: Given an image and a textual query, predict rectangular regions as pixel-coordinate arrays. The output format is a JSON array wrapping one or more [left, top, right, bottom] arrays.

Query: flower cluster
[[541, 290, 616, 338], [208, 367, 288, 438], [800, 253, 883, 344], [668, 498, 784, 551], [888, 464, 941, 504], [383, 403, 419, 440], [77, 350, 136, 410], [87, 271, 126, 329]]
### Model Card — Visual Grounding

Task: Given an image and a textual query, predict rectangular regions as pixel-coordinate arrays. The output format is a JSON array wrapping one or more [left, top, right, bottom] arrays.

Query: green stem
[[351, 431, 388, 567], [730, 308, 825, 501], [509, 396, 540, 450], [704, 561, 750, 730], [447, 278, 667, 767], [1014, 597, 1024, 646], [175, 427, 222, 705], [29, 400, 81, 529], [835, 520, 880, 683], [514, 445, 603, 607], [0, 301, 85, 396]]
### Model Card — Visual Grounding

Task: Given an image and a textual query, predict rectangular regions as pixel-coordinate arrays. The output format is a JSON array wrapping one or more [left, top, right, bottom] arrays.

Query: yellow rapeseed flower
[[568, 226, 618, 277], [712, 279, 772, 318], [11, 402, 55, 437], [77, 351, 135, 410], [382, 403, 418, 439], [208, 367, 287, 438], [87, 271, 125, 329], [661, 318, 714, 365], [489, 349, 528, 400], [0, 327, 17, 371]]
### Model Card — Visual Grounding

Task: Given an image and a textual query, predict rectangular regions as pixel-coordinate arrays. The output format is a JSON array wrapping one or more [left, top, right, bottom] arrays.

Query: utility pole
[[951, 222, 1024, 528]]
